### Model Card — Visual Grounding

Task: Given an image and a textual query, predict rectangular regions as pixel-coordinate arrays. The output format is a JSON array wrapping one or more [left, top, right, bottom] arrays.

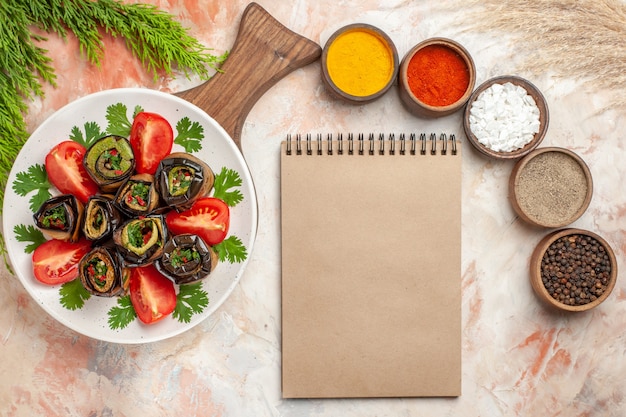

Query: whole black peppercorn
[[540, 234, 612, 307]]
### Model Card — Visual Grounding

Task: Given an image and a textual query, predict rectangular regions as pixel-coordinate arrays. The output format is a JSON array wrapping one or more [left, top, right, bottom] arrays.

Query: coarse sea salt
[[468, 82, 541, 152]]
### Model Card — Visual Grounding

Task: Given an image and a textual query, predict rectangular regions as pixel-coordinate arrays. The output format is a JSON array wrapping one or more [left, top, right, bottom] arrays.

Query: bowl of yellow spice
[[321, 24, 399, 104]]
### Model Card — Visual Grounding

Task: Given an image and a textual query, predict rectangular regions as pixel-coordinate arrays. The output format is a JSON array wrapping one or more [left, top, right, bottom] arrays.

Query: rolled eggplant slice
[[83, 135, 135, 192], [114, 173, 161, 216], [79, 246, 125, 297], [155, 152, 214, 212], [156, 234, 218, 284], [82, 194, 123, 243], [33, 194, 84, 242], [113, 215, 167, 266]]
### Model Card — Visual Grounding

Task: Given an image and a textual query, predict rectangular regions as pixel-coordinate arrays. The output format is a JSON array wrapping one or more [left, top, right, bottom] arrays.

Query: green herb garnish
[[70, 121, 107, 149], [13, 224, 46, 254], [103, 149, 123, 171], [94, 211, 104, 229], [170, 247, 200, 268], [168, 166, 195, 196], [174, 117, 205, 153], [128, 182, 150, 206], [41, 206, 67, 229], [86, 258, 109, 288], [126, 222, 146, 249], [60, 278, 92, 310], [12, 164, 52, 213], [173, 282, 209, 323], [214, 235, 247, 264], [212, 167, 244, 207], [106, 103, 144, 137], [107, 295, 137, 330]]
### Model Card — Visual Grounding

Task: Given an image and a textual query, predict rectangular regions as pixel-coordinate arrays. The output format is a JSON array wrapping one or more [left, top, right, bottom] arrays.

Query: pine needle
[[0, 2, 57, 207]]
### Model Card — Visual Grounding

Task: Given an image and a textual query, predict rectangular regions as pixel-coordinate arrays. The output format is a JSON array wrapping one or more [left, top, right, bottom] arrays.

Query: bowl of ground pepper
[[398, 37, 476, 117], [530, 228, 617, 312], [321, 24, 399, 104], [509, 147, 593, 228]]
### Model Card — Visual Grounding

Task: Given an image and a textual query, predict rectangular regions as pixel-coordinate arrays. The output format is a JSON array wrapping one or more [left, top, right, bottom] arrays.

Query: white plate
[[3, 88, 258, 344]]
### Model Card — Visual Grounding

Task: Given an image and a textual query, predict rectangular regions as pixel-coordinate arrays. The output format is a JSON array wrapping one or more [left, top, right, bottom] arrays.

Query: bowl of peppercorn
[[398, 37, 476, 118], [530, 228, 617, 312]]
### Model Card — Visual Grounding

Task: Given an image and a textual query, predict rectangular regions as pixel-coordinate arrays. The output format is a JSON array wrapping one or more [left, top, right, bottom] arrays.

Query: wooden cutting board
[[176, 2, 322, 150]]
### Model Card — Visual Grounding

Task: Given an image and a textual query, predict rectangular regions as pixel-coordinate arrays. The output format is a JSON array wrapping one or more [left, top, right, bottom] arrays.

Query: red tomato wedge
[[165, 197, 230, 246], [32, 238, 92, 285], [129, 265, 177, 325], [45, 141, 99, 203], [129, 112, 174, 174]]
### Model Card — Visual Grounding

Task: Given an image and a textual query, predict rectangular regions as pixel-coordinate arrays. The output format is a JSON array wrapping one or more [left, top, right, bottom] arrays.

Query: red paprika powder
[[406, 44, 469, 107]]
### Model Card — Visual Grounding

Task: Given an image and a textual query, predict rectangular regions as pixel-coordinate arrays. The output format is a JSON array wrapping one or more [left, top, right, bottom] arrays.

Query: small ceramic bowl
[[398, 37, 476, 118], [530, 228, 617, 312], [509, 147, 593, 228], [321, 24, 399, 104], [463, 75, 549, 159]]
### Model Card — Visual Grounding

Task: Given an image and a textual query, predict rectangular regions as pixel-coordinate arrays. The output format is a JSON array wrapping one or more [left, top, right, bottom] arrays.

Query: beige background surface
[[2, 1, 626, 416]]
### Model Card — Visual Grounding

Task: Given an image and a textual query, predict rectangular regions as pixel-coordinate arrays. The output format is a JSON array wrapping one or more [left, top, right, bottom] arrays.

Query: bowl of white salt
[[463, 75, 549, 160]]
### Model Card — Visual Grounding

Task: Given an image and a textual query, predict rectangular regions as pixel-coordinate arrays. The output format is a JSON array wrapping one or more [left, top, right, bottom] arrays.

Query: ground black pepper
[[540, 234, 612, 306], [516, 151, 589, 226]]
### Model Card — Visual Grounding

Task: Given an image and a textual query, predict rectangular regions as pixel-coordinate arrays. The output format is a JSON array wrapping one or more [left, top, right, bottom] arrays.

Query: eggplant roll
[[82, 194, 123, 243], [114, 173, 160, 216], [113, 215, 167, 266], [79, 247, 125, 297], [155, 152, 214, 212], [156, 234, 218, 284], [33, 194, 84, 242], [83, 135, 135, 192]]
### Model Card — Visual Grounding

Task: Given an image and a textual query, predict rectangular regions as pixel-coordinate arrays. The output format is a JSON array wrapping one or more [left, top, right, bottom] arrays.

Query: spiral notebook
[[280, 133, 462, 398]]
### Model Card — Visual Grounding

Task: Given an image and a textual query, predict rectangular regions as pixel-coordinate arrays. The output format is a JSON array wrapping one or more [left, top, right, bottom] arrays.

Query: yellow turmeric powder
[[326, 28, 394, 97]]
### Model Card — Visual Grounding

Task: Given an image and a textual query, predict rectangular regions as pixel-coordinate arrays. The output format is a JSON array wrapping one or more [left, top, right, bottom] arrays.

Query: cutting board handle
[[176, 2, 322, 150]]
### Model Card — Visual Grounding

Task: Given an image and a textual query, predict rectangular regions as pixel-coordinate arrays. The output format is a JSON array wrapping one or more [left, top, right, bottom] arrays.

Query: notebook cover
[[280, 137, 462, 398]]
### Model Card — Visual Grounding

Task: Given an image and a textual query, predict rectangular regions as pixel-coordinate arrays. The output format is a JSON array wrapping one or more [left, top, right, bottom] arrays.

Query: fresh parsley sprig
[[108, 295, 137, 330], [214, 236, 248, 264], [173, 282, 209, 323], [174, 117, 204, 153], [213, 167, 244, 207], [60, 279, 92, 310], [105, 103, 144, 137], [13, 224, 46, 254], [12, 164, 52, 213], [70, 122, 107, 149]]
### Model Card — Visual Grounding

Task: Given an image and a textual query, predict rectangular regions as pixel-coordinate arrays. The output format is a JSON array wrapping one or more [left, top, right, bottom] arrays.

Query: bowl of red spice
[[530, 228, 617, 312], [463, 75, 549, 160], [398, 37, 476, 118]]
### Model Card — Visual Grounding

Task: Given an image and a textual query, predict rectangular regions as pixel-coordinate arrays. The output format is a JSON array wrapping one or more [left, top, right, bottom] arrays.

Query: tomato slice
[[165, 197, 230, 246], [32, 238, 92, 285], [129, 265, 177, 325], [45, 141, 100, 203], [129, 112, 174, 175]]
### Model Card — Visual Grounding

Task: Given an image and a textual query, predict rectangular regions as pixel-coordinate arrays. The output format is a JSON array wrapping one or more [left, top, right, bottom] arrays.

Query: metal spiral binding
[[285, 133, 458, 156]]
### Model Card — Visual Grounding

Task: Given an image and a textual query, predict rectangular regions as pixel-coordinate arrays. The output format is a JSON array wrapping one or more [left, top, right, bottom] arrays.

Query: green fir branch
[[0, 0, 227, 210], [0, 2, 57, 207]]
